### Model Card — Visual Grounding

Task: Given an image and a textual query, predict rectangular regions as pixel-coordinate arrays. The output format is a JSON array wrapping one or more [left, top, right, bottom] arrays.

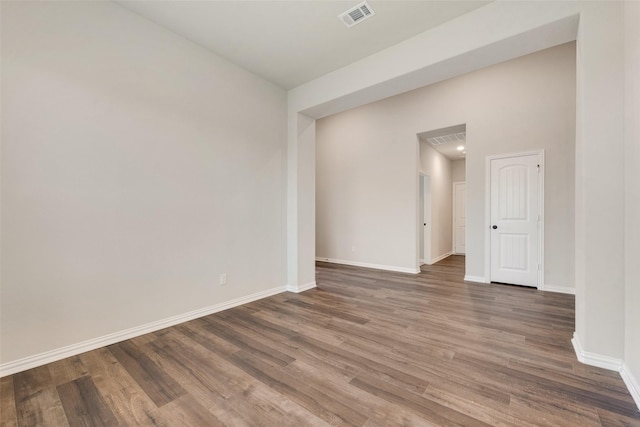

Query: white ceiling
[[425, 138, 467, 160], [115, 0, 491, 89], [418, 125, 467, 161]]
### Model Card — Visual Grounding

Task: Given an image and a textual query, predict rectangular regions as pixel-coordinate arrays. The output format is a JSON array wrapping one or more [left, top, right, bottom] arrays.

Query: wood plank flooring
[[2, 256, 639, 426]]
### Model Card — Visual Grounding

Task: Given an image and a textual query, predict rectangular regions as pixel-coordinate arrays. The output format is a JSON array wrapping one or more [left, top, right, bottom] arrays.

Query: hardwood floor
[[2, 256, 639, 426]]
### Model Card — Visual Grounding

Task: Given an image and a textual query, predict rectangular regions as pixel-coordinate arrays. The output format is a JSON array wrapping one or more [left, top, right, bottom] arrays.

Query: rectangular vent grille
[[427, 132, 466, 146], [339, 1, 375, 28]]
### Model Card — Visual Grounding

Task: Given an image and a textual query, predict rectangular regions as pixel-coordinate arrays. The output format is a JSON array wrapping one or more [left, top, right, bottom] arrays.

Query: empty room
[[1, 1, 639, 425]]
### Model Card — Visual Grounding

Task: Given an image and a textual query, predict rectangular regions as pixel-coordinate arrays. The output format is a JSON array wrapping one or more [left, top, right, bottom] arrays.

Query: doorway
[[420, 174, 432, 265], [487, 151, 543, 288]]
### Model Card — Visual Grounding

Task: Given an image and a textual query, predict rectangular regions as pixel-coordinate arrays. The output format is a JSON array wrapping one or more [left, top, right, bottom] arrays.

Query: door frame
[[419, 173, 432, 266], [484, 150, 545, 288], [452, 181, 465, 255]]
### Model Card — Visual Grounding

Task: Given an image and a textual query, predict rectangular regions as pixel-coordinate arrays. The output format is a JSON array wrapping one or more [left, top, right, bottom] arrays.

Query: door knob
[[492, 225, 498, 229]]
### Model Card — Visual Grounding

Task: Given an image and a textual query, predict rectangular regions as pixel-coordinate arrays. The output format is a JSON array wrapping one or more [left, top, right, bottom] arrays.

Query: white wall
[[452, 159, 466, 182], [419, 143, 452, 261], [1, 1, 287, 365], [624, 0, 640, 404], [315, 106, 418, 272], [573, 2, 625, 360], [316, 43, 575, 286]]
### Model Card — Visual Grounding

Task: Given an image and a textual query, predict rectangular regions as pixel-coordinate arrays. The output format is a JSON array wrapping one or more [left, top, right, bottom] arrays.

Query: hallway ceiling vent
[[427, 132, 466, 146], [339, 1, 375, 28]]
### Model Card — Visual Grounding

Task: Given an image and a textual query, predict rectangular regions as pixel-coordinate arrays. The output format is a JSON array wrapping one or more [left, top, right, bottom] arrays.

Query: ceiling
[[418, 125, 467, 161], [115, 0, 492, 89]]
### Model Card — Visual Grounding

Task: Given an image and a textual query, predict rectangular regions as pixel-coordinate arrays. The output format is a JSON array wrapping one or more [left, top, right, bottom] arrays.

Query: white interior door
[[423, 175, 431, 265], [490, 154, 540, 287], [453, 182, 466, 254]]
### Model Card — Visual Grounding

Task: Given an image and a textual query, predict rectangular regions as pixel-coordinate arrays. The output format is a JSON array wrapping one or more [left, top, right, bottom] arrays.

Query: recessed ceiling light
[[457, 145, 465, 151]]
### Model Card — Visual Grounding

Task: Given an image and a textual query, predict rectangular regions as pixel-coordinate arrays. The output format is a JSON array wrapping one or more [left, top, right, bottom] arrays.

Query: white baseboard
[[572, 333, 640, 411], [464, 275, 489, 283], [0, 285, 287, 377], [571, 332, 624, 371], [287, 281, 317, 293], [428, 252, 452, 265], [540, 284, 576, 295], [316, 257, 420, 274], [621, 363, 640, 410]]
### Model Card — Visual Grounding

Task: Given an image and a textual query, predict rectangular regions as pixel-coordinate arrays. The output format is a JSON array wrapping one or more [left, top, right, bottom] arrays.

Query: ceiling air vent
[[427, 132, 466, 146], [339, 1, 375, 28]]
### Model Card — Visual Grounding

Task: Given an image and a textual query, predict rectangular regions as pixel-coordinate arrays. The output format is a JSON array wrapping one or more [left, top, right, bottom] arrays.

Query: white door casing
[[453, 182, 466, 254], [423, 175, 431, 265], [489, 152, 542, 287]]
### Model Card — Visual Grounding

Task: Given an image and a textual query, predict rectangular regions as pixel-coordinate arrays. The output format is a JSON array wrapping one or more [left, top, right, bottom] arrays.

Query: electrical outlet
[[219, 273, 227, 285], [351, 245, 356, 252]]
